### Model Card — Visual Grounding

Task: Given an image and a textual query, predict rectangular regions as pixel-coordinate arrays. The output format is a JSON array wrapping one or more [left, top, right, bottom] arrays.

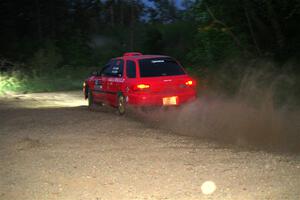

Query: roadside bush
[[0, 71, 23, 94], [0, 67, 92, 95], [186, 28, 240, 68], [58, 35, 93, 68], [201, 60, 300, 107], [29, 41, 63, 74]]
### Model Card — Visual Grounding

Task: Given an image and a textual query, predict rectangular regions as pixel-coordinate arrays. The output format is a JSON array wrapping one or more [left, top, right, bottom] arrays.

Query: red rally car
[[83, 52, 197, 115]]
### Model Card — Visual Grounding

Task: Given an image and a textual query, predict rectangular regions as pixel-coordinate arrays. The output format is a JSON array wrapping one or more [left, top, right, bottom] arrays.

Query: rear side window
[[103, 59, 124, 77], [102, 60, 112, 75], [139, 57, 185, 77], [126, 60, 136, 78]]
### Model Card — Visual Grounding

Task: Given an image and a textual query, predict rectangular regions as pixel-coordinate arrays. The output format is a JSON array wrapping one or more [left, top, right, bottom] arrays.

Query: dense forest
[[0, 0, 299, 103]]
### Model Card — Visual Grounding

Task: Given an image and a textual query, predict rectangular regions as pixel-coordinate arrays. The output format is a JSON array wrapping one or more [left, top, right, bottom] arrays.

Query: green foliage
[[187, 28, 240, 67], [0, 0, 299, 105], [141, 21, 196, 63], [142, 26, 164, 54], [0, 67, 92, 95], [148, 0, 179, 23], [192, 60, 300, 107], [0, 71, 23, 93], [161, 21, 196, 62], [29, 41, 63, 73], [58, 35, 93, 67]]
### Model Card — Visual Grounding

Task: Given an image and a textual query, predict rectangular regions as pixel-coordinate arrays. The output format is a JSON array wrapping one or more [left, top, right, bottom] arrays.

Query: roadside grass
[[0, 67, 94, 95]]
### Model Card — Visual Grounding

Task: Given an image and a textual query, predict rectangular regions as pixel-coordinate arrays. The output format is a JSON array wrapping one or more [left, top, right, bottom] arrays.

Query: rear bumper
[[127, 91, 197, 106]]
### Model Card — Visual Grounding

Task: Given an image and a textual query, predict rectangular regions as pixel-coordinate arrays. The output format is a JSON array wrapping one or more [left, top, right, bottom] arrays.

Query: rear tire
[[117, 94, 126, 115]]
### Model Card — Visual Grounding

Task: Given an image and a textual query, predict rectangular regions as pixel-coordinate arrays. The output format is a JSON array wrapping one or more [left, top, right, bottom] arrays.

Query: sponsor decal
[[107, 78, 125, 83], [151, 60, 165, 63]]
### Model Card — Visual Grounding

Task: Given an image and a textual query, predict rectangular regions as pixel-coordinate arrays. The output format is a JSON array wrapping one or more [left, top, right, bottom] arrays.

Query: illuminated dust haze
[[132, 66, 300, 153]]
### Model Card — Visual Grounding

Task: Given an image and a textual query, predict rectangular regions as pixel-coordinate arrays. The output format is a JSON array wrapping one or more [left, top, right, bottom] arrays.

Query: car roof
[[115, 54, 170, 61]]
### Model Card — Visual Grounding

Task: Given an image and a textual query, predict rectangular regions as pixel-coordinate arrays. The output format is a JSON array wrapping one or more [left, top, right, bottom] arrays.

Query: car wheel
[[88, 90, 95, 110], [117, 94, 126, 115]]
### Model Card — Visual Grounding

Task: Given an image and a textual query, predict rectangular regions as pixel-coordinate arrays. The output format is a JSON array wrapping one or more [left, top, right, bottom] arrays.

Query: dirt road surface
[[0, 91, 300, 200]]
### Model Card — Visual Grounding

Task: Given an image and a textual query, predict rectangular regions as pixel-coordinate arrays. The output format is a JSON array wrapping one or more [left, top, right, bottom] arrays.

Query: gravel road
[[0, 91, 300, 200]]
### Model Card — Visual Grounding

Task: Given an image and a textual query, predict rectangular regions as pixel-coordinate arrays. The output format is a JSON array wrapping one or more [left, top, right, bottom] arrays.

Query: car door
[[106, 59, 124, 106], [124, 59, 137, 100], [92, 61, 111, 103]]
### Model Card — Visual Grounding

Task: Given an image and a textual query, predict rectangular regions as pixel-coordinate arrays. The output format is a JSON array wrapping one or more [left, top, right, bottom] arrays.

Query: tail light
[[133, 84, 150, 91], [185, 80, 195, 86]]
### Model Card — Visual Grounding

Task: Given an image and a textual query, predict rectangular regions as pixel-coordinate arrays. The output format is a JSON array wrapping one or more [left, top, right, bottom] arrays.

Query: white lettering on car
[[108, 78, 125, 83], [151, 60, 165, 63]]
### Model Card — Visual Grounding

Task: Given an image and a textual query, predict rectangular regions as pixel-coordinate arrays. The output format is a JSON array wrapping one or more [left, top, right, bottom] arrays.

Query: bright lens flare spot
[[201, 181, 217, 195]]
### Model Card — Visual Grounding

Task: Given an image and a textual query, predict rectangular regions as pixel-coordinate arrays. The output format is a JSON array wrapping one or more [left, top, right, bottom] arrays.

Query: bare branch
[[204, 3, 250, 55]]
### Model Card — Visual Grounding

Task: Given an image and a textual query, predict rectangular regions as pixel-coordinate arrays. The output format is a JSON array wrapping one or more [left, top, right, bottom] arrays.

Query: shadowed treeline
[[0, 0, 299, 102]]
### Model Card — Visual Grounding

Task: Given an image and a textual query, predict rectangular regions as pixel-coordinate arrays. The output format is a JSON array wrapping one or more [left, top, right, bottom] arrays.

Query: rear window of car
[[138, 57, 186, 77]]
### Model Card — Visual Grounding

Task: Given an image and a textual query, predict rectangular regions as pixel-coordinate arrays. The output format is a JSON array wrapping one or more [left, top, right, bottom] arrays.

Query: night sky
[[143, 0, 185, 9]]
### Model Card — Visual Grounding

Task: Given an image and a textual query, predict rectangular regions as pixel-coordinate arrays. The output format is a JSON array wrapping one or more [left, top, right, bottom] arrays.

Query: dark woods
[[0, 0, 299, 97], [1, 0, 300, 67]]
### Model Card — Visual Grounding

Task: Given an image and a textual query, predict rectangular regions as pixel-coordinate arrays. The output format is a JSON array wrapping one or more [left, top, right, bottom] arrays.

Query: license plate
[[163, 96, 178, 105]]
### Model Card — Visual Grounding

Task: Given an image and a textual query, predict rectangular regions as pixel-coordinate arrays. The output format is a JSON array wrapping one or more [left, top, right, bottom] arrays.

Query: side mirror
[[91, 71, 100, 76]]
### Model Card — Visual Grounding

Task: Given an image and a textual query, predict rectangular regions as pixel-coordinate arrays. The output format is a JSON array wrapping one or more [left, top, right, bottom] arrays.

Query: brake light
[[133, 84, 150, 91], [185, 80, 194, 86]]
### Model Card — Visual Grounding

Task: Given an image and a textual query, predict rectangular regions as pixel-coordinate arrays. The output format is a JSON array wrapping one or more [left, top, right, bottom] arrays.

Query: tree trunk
[[265, 0, 285, 48], [35, 0, 42, 41], [50, 0, 56, 38], [119, 0, 124, 26], [110, 0, 115, 26], [205, 4, 249, 55], [130, 1, 135, 51], [243, 0, 262, 56]]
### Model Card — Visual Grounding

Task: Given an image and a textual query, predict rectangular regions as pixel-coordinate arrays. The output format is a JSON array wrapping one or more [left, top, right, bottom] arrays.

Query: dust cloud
[[134, 67, 300, 153]]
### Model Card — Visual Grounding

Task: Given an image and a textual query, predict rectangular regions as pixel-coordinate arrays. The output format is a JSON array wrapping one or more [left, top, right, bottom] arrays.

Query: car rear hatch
[[133, 57, 196, 95], [135, 75, 195, 95]]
